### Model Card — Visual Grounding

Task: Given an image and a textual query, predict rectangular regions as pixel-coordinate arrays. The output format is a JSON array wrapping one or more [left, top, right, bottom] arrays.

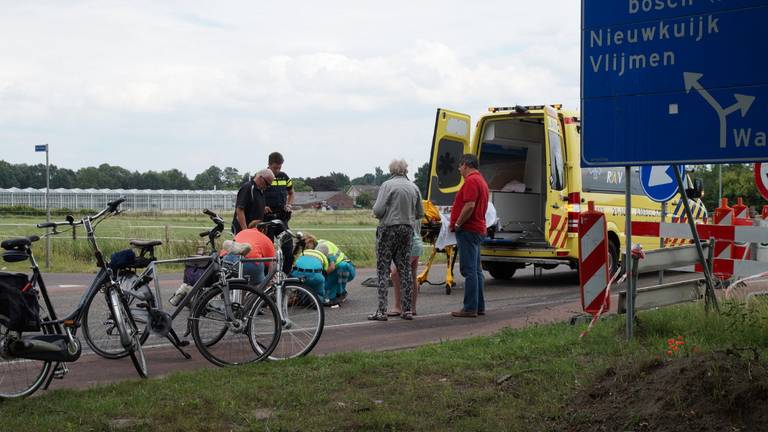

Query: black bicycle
[[0, 198, 147, 399], [81, 209, 282, 367]]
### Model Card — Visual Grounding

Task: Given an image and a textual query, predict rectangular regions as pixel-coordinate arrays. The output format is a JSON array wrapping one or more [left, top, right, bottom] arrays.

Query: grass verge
[[2, 301, 767, 431]]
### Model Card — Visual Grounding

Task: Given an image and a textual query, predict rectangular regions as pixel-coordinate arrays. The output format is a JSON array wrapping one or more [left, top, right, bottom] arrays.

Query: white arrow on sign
[[649, 165, 673, 187], [684, 72, 756, 148]]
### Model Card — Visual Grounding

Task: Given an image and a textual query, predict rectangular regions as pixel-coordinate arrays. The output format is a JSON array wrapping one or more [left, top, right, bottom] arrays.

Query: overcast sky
[[0, 0, 580, 180]]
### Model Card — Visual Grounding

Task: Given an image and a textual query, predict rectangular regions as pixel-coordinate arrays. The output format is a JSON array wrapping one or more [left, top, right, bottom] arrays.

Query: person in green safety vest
[[290, 246, 331, 306], [304, 234, 356, 306]]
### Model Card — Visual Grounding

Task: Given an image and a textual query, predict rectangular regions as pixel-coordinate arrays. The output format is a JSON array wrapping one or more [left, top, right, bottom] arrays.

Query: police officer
[[263, 152, 295, 272]]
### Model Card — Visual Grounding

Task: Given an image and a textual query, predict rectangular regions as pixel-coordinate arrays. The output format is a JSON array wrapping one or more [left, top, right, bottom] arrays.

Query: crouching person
[[221, 221, 275, 286], [290, 247, 331, 306], [305, 234, 355, 305]]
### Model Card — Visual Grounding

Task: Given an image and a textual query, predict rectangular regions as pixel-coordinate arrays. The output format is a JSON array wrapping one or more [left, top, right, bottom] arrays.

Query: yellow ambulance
[[426, 105, 707, 279]]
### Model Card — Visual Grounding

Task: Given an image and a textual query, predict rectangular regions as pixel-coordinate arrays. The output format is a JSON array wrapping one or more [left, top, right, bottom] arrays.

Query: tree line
[[691, 164, 766, 212], [0, 160, 430, 196]]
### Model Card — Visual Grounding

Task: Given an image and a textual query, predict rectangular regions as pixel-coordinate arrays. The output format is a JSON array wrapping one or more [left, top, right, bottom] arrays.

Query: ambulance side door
[[427, 109, 471, 206], [544, 106, 568, 249]]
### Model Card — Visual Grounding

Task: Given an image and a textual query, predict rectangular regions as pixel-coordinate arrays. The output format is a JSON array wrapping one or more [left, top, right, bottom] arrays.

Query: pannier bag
[[110, 249, 153, 273], [0, 272, 41, 332], [184, 258, 211, 286]]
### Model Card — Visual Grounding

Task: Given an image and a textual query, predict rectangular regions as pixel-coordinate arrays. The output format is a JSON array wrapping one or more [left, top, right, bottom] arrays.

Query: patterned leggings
[[376, 224, 413, 314]]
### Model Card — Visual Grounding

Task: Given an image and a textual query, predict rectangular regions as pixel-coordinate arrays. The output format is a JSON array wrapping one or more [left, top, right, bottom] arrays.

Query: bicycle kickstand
[[165, 328, 192, 360]]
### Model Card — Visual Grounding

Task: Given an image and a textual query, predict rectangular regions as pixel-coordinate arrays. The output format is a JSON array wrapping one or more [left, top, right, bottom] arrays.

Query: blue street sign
[[582, 0, 768, 167], [640, 165, 684, 202], [34, 144, 47, 152]]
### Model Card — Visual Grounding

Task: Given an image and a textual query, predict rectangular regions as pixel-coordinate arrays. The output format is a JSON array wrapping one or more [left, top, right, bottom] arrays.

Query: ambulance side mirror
[[686, 178, 703, 199]]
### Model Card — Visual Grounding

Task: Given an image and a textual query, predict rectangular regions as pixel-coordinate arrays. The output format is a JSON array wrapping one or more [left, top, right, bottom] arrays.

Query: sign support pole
[[658, 201, 666, 285], [672, 165, 719, 312], [625, 166, 635, 340], [718, 165, 723, 204], [44, 144, 51, 269]]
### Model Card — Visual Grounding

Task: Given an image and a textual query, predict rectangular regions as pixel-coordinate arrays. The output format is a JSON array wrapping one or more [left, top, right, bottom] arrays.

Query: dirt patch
[[556, 351, 768, 432]]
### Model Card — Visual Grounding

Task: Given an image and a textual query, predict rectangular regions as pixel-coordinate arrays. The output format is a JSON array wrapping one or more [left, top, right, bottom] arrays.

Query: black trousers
[[265, 220, 294, 274]]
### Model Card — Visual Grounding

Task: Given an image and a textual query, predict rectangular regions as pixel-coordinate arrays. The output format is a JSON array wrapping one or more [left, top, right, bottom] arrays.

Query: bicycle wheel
[[0, 322, 54, 399], [264, 283, 324, 360], [82, 282, 151, 359], [190, 282, 280, 367], [108, 287, 148, 378]]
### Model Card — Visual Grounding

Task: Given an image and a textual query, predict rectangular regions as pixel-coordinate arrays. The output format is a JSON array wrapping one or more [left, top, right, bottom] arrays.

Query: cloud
[[0, 1, 581, 179]]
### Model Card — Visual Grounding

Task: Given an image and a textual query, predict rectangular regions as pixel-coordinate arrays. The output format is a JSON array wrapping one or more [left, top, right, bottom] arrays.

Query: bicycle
[[82, 209, 282, 367], [249, 220, 325, 360], [0, 198, 147, 399]]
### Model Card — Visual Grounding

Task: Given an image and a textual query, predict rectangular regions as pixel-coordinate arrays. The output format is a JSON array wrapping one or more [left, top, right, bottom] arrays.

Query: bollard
[[732, 197, 751, 260], [712, 198, 734, 279]]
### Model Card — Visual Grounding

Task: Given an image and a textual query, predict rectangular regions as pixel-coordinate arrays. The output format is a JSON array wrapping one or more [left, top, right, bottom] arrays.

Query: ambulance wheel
[[486, 263, 517, 280], [608, 241, 620, 277]]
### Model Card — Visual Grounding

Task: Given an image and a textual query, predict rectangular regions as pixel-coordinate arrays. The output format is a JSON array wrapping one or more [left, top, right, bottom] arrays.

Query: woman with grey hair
[[368, 159, 424, 321], [388, 159, 408, 176]]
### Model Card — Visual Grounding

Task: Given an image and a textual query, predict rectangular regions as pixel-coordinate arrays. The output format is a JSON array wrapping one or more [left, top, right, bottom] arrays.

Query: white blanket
[[435, 202, 498, 249]]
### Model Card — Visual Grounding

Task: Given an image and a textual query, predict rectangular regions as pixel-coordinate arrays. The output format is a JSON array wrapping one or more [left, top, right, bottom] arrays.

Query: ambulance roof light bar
[[488, 104, 563, 113]]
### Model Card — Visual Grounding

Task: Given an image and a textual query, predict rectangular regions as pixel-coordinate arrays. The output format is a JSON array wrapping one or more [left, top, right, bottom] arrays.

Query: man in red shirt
[[449, 154, 489, 318]]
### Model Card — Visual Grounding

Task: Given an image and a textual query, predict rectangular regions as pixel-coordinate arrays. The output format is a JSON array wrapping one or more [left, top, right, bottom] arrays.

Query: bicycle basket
[[0, 272, 41, 332]]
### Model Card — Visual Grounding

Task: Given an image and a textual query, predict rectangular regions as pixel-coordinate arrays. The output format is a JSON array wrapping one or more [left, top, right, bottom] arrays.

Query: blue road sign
[[582, 0, 768, 167], [34, 144, 47, 152], [640, 165, 684, 202]]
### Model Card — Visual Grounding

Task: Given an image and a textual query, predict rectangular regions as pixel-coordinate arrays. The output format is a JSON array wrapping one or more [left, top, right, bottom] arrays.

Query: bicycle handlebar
[[107, 197, 126, 212], [202, 209, 225, 225], [36, 197, 126, 231]]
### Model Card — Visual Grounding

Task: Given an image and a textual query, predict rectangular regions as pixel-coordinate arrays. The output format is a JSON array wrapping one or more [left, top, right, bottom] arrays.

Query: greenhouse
[[0, 188, 237, 212]]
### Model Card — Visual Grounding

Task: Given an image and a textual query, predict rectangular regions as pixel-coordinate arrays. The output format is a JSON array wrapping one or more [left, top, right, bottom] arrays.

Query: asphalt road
[[25, 264, 699, 391]]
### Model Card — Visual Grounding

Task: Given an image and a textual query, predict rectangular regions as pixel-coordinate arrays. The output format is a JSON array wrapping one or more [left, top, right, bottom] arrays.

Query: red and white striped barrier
[[632, 221, 768, 244], [579, 202, 610, 315], [713, 198, 734, 262], [732, 198, 752, 260], [633, 220, 768, 280], [709, 259, 768, 280]]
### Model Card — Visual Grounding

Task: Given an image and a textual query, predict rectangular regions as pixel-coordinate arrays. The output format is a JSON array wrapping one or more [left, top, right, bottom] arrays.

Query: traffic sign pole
[[45, 145, 50, 269], [35, 144, 51, 268], [658, 201, 666, 286], [673, 165, 719, 313], [625, 166, 635, 340]]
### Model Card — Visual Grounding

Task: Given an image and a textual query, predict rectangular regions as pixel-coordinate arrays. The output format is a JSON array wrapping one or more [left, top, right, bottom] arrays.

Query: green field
[[0, 210, 383, 272]]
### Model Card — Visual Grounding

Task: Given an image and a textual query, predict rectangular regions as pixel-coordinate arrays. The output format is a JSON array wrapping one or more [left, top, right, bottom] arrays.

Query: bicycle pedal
[[136, 303, 148, 308], [178, 340, 190, 347], [52, 364, 69, 379]]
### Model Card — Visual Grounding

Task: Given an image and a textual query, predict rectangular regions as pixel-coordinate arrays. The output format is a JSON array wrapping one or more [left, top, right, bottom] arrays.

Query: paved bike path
[[45, 295, 582, 391]]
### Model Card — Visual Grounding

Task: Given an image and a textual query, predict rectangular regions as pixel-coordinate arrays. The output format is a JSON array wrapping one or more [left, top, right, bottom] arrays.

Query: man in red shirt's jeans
[[449, 154, 489, 318]]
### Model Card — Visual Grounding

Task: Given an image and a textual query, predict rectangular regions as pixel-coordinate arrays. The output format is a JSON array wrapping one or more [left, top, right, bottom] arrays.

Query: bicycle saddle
[[1, 236, 40, 251], [130, 240, 163, 248]]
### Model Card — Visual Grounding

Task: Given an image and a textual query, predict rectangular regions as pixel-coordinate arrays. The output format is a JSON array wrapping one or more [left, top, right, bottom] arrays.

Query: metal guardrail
[[619, 278, 704, 313], [630, 243, 709, 274], [618, 243, 711, 314]]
